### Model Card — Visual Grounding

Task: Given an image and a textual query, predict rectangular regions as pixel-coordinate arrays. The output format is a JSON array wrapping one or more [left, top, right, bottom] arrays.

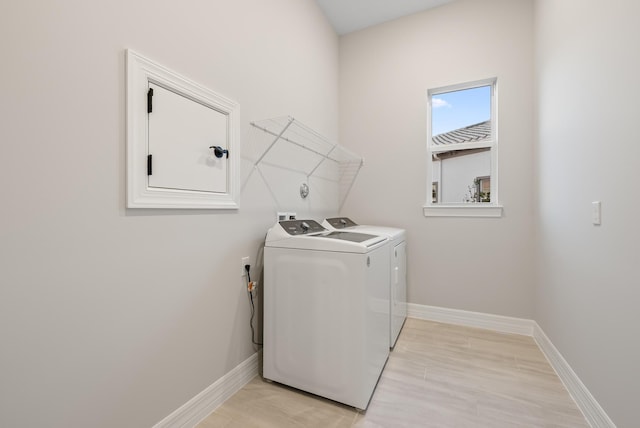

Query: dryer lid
[[311, 231, 377, 243]]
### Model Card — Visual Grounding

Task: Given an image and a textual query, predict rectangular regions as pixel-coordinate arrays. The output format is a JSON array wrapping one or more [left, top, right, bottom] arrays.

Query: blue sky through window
[[431, 85, 491, 136]]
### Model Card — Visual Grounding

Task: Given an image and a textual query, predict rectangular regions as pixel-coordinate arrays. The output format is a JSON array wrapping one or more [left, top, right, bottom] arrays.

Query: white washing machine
[[264, 219, 390, 410], [323, 217, 407, 348]]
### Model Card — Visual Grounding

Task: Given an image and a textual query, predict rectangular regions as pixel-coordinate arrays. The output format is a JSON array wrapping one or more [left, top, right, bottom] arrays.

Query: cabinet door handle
[[209, 146, 229, 158]]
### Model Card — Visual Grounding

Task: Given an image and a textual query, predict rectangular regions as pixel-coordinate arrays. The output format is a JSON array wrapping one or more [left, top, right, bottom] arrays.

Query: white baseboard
[[407, 303, 535, 336], [407, 303, 615, 428], [153, 351, 261, 428], [532, 324, 616, 428]]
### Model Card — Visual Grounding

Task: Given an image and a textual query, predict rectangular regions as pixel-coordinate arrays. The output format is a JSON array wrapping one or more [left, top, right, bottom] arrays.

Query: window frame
[[424, 77, 502, 218]]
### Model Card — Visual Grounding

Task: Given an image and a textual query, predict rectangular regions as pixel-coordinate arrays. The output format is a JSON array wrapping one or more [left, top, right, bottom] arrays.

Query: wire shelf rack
[[246, 116, 363, 211]]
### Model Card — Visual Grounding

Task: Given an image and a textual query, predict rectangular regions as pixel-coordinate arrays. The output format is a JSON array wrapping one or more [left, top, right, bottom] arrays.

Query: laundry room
[[0, 0, 637, 427]]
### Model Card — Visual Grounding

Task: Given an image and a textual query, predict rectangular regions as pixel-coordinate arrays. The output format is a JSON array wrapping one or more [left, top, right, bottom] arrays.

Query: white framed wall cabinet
[[126, 49, 240, 209]]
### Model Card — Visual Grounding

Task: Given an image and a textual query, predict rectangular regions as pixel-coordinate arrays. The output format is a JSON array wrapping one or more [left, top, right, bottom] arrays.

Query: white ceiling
[[315, 0, 454, 35]]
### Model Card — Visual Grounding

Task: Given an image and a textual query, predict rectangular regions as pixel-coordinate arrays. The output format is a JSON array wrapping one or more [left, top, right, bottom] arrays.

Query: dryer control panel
[[325, 217, 358, 229], [280, 220, 326, 235]]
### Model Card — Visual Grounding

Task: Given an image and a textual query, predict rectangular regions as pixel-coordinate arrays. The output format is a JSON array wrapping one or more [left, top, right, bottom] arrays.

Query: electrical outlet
[[241, 256, 250, 276], [277, 212, 288, 222]]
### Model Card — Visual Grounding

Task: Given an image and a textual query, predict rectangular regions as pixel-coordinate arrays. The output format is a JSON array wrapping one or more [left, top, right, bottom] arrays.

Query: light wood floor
[[198, 318, 589, 427]]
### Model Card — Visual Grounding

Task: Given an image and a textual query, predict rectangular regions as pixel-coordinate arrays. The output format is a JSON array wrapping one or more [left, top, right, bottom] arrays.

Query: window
[[424, 78, 501, 217]]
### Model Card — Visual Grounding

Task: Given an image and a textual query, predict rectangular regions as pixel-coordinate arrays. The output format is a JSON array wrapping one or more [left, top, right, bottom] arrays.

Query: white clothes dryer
[[323, 217, 407, 348], [264, 220, 390, 410]]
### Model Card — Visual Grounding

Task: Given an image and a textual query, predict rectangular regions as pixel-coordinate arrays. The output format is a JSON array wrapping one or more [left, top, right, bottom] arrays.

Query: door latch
[[209, 146, 229, 158]]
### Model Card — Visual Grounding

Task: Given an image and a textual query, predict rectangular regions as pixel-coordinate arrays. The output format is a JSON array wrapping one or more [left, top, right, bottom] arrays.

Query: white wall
[[339, 0, 536, 318], [0, 1, 338, 427], [534, 0, 640, 426]]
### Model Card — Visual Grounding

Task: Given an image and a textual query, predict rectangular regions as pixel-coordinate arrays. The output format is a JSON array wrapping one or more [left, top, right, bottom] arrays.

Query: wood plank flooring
[[198, 318, 589, 427]]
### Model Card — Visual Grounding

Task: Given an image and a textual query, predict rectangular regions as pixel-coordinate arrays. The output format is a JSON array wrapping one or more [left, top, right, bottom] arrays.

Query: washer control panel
[[280, 219, 326, 235]]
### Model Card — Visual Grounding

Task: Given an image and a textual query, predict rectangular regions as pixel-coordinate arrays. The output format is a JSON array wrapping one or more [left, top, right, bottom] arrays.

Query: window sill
[[423, 204, 503, 218]]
